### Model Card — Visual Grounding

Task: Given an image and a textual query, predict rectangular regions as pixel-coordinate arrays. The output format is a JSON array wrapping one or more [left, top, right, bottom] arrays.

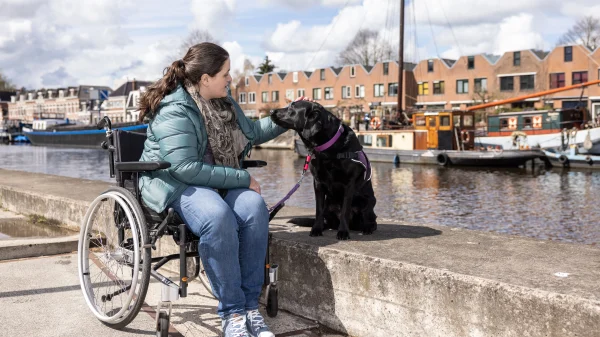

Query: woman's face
[[201, 58, 232, 100]]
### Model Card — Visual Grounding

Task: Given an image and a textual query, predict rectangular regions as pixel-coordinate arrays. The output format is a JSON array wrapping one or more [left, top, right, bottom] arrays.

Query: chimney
[[69, 88, 75, 97], [27, 93, 33, 100], [10, 96, 16, 103], [48, 90, 53, 99], [132, 78, 136, 91], [19, 94, 25, 101]]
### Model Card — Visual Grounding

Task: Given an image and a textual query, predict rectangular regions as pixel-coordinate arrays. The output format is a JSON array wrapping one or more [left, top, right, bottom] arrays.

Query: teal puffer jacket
[[138, 84, 286, 213]]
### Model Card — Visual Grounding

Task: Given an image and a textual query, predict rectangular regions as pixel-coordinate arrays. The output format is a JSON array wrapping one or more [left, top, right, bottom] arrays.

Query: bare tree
[[171, 29, 220, 60], [0, 72, 15, 91], [558, 16, 600, 51], [231, 58, 255, 89], [336, 29, 395, 67]]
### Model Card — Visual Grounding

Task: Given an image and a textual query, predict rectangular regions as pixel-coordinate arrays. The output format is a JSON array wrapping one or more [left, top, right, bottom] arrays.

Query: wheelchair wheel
[[78, 187, 151, 329], [156, 312, 169, 337], [197, 257, 214, 296]]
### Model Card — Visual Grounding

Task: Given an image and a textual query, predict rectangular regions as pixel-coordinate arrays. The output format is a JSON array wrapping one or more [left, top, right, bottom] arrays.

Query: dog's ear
[[301, 103, 322, 140]]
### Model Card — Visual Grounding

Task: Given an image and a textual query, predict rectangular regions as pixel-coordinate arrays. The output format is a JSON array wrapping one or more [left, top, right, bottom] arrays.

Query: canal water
[[0, 144, 599, 245]]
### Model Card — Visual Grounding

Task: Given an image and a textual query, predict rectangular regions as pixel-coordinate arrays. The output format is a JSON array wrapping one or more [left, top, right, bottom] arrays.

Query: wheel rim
[[78, 192, 142, 323]]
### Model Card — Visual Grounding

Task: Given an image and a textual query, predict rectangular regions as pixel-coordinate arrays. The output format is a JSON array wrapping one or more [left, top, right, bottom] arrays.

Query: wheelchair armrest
[[242, 160, 267, 169], [115, 161, 171, 172]]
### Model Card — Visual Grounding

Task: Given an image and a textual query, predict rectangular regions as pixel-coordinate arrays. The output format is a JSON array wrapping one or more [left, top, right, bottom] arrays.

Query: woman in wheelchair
[[136, 42, 285, 337]]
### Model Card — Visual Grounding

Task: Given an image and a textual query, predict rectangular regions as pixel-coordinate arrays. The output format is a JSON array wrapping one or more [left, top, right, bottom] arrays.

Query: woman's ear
[[200, 74, 210, 86]]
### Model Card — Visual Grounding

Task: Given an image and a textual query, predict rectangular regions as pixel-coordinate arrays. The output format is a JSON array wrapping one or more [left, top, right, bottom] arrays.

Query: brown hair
[[138, 42, 230, 121]]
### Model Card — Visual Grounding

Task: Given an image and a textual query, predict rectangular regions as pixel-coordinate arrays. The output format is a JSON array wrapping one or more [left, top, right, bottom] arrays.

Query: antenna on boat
[[398, 0, 405, 123]]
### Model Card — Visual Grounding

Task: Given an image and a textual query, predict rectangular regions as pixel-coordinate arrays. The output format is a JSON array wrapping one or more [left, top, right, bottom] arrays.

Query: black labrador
[[270, 100, 377, 240]]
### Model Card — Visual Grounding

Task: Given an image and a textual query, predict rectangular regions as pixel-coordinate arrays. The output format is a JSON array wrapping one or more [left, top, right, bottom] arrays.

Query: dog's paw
[[309, 228, 323, 237], [361, 228, 375, 235], [336, 230, 350, 240]]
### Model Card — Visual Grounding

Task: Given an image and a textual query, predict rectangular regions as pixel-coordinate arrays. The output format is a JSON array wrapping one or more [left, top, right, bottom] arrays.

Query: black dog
[[270, 101, 377, 240]]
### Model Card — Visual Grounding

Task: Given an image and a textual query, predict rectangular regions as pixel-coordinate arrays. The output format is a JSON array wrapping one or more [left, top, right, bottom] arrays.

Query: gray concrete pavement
[[0, 253, 320, 337]]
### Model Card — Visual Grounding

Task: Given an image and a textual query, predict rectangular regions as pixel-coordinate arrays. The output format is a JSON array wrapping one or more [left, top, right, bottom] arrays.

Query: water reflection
[[1, 144, 599, 245]]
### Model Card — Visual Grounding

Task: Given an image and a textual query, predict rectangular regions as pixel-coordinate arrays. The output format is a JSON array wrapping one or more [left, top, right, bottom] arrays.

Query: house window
[[324, 87, 334, 100], [374, 84, 384, 97], [320, 69, 325, 80], [293, 72, 298, 83], [297, 89, 305, 98], [388, 83, 398, 96], [272, 91, 279, 102], [268, 74, 272, 84], [427, 60, 434, 72], [350, 66, 356, 77], [245, 77, 249, 86], [342, 86, 352, 99], [433, 81, 445, 95], [239, 92, 246, 104], [564, 46, 573, 62], [474, 78, 487, 92], [520, 75, 535, 90], [355, 85, 364, 98], [514, 52, 521, 66], [383, 62, 389, 75], [418, 82, 429, 95], [248, 92, 256, 104], [286, 89, 294, 101], [500, 77, 514, 91], [261, 91, 268, 103], [572, 71, 588, 85], [312, 88, 322, 100], [550, 73, 565, 89], [467, 56, 474, 69], [456, 79, 469, 94]]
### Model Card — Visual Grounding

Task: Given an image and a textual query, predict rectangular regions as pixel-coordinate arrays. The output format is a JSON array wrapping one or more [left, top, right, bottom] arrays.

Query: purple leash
[[267, 124, 344, 213], [268, 154, 312, 213]]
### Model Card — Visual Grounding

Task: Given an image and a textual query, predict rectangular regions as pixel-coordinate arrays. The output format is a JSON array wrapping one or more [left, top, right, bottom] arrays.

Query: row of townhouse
[[7, 79, 151, 125], [235, 44, 600, 122], [234, 61, 417, 121]]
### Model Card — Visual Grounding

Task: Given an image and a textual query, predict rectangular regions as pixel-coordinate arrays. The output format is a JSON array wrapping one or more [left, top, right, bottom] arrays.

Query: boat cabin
[[412, 111, 475, 150], [486, 108, 586, 137]]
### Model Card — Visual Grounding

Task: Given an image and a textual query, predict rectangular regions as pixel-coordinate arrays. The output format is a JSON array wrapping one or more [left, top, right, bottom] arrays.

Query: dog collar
[[314, 124, 343, 152]]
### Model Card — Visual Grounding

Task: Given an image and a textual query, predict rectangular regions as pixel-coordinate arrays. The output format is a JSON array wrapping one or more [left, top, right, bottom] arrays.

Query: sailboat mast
[[398, 0, 405, 118]]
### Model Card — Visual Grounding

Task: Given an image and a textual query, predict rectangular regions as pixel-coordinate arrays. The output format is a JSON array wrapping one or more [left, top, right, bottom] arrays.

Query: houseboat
[[475, 108, 600, 154]]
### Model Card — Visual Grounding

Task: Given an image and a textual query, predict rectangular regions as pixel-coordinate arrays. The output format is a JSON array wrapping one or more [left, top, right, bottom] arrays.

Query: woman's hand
[[294, 96, 315, 103], [249, 175, 261, 195]]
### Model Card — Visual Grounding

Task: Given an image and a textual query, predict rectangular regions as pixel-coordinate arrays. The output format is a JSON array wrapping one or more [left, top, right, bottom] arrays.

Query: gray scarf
[[185, 84, 248, 169]]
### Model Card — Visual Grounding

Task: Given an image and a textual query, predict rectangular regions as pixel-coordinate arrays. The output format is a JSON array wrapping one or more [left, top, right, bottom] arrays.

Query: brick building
[[236, 44, 600, 122]]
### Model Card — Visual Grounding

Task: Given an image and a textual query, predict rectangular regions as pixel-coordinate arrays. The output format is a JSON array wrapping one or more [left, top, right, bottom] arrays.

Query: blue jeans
[[170, 186, 269, 318]]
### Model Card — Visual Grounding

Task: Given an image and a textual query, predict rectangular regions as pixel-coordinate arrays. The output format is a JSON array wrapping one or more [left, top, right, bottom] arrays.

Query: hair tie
[[177, 60, 185, 69]]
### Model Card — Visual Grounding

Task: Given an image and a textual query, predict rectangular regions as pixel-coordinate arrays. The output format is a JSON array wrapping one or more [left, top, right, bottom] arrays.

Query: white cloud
[[258, 0, 362, 8], [190, 0, 236, 40]]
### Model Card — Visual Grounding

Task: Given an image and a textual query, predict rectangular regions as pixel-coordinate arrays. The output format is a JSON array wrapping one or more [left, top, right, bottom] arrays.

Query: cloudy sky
[[0, 0, 598, 90]]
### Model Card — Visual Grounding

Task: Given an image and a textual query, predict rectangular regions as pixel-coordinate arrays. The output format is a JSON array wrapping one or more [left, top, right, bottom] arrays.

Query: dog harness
[[267, 123, 371, 214], [314, 124, 372, 181]]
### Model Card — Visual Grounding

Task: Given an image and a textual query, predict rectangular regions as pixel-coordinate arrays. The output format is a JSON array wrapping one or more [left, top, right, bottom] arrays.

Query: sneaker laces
[[246, 309, 272, 336], [223, 314, 249, 337]]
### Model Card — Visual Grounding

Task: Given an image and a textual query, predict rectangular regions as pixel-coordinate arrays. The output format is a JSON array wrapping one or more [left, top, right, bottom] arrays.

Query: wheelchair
[[77, 117, 283, 336]]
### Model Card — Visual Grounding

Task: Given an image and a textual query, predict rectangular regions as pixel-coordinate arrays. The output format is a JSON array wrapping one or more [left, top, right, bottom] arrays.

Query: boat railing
[[476, 119, 594, 137]]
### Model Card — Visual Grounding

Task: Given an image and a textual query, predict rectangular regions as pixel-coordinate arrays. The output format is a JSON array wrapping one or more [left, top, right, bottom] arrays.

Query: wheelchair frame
[[78, 116, 281, 336]]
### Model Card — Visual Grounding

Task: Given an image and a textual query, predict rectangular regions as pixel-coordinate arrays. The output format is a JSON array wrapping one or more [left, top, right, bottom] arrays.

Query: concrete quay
[[1, 168, 599, 337]]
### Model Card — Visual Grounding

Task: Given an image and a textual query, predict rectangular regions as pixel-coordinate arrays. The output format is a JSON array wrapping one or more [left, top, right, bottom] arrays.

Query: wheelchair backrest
[[113, 129, 147, 163]]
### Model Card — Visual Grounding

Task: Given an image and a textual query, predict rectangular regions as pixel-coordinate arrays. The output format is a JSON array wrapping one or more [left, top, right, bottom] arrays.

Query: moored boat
[[25, 122, 147, 149]]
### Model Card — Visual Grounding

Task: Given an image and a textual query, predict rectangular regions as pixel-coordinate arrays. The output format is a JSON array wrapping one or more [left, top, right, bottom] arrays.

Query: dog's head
[[270, 100, 337, 143]]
